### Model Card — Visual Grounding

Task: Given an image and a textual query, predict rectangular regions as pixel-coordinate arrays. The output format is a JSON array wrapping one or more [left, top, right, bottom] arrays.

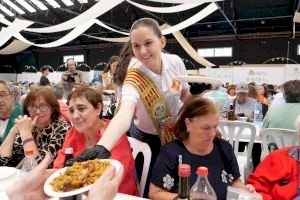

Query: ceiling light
[[16, 0, 36, 12], [61, 0, 74, 6], [29, 0, 48, 11], [0, 5, 14, 16], [3, 0, 25, 14], [77, 0, 88, 4], [45, 0, 61, 8]]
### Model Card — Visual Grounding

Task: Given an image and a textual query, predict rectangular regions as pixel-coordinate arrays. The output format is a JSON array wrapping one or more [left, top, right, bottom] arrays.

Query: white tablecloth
[[50, 193, 148, 200], [114, 193, 148, 200]]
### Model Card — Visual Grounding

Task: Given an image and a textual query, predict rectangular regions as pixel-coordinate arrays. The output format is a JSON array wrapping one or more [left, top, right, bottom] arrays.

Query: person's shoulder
[[247, 97, 257, 103], [57, 119, 70, 126], [214, 138, 235, 156], [269, 147, 291, 156], [162, 53, 182, 63], [160, 140, 184, 154]]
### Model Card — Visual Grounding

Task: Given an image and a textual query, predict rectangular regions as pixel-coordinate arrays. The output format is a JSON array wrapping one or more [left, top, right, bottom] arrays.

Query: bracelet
[[22, 138, 34, 145]]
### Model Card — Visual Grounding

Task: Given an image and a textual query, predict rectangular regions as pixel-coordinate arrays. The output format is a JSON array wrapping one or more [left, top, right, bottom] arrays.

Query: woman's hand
[[15, 115, 38, 139], [88, 165, 124, 200], [65, 145, 111, 166], [244, 184, 255, 193], [6, 154, 56, 200]]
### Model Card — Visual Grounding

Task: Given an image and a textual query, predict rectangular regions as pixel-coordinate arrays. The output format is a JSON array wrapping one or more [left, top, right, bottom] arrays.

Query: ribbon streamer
[[126, 0, 203, 13]]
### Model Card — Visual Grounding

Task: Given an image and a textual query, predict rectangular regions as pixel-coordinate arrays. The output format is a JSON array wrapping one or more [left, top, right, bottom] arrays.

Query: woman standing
[[67, 18, 190, 196], [53, 87, 138, 196], [149, 96, 254, 200], [0, 87, 70, 167], [101, 56, 119, 90]]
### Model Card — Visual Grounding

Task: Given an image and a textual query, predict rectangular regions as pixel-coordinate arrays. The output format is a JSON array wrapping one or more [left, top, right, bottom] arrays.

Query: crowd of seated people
[[0, 76, 297, 199]]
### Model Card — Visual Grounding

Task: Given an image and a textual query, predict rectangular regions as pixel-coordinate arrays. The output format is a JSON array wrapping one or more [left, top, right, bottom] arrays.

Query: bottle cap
[[24, 149, 34, 156], [178, 164, 191, 177], [197, 166, 208, 175], [65, 147, 73, 154]]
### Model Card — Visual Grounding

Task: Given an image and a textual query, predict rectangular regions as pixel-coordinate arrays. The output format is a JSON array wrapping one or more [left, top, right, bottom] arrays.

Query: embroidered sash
[[123, 68, 176, 144], [102, 72, 115, 90]]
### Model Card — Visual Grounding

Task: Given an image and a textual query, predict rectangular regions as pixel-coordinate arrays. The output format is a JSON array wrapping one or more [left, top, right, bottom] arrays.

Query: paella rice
[[50, 159, 111, 192]]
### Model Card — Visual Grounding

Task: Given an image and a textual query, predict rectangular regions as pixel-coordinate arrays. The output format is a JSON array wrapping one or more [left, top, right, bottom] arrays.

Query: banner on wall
[[233, 67, 285, 85], [284, 64, 300, 81]]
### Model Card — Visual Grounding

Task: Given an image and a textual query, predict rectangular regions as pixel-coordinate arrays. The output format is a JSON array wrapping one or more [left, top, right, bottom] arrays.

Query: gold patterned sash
[[102, 72, 115, 90], [123, 68, 176, 144]]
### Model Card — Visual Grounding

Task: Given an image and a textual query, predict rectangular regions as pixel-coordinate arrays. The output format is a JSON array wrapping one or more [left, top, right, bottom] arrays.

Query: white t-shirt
[[0, 118, 9, 139], [121, 53, 189, 135]]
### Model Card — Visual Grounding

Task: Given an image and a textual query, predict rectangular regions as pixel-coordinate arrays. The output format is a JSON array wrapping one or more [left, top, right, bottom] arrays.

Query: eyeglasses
[[27, 104, 49, 113], [0, 92, 9, 99]]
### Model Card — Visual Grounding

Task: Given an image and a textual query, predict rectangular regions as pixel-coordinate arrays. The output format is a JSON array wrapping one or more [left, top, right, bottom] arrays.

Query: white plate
[[0, 170, 21, 192], [0, 167, 17, 180], [103, 90, 115, 94], [176, 75, 223, 85], [44, 159, 121, 198]]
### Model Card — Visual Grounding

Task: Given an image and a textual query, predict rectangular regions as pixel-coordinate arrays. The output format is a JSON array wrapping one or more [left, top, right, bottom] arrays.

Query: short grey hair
[[0, 80, 14, 94], [52, 83, 65, 99], [12, 85, 21, 96]]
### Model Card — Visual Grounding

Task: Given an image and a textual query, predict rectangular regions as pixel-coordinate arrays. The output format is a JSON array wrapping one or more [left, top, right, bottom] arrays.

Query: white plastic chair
[[218, 120, 256, 183], [260, 128, 298, 160], [127, 137, 152, 197]]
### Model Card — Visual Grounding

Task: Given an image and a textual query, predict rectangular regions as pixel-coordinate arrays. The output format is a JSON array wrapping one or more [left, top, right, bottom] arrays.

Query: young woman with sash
[[66, 18, 190, 196]]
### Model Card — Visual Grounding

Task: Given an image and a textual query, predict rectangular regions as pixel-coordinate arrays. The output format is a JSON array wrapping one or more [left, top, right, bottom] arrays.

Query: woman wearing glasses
[[0, 87, 70, 167]]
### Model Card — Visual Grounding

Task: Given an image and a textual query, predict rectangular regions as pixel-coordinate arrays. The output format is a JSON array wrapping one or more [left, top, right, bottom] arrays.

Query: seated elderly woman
[[0, 87, 70, 167], [149, 96, 254, 200], [53, 87, 139, 196], [247, 116, 300, 200]]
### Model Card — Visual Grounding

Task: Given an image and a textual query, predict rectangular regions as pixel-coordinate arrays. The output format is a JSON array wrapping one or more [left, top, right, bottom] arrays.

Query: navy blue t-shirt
[[151, 139, 240, 200]]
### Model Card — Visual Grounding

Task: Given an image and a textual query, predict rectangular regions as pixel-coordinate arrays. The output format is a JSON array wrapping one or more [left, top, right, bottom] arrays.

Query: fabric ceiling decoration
[[0, 18, 33, 47], [126, 0, 203, 13], [23, 0, 124, 33], [84, 34, 129, 43], [13, 19, 95, 48], [0, 39, 31, 54], [93, 20, 129, 36], [146, 0, 221, 4], [293, 11, 300, 38], [171, 26, 215, 67], [161, 2, 218, 35]]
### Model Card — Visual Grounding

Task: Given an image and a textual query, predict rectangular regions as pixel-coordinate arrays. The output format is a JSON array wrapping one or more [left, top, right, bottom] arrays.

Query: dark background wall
[[1, 37, 300, 72]]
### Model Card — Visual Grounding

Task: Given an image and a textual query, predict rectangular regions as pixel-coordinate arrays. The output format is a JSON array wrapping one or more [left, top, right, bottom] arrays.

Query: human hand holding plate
[[44, 159, 121, 198]]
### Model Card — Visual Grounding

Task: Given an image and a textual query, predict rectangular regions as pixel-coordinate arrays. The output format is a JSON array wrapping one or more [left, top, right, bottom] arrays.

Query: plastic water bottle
[[21, 149, 38, 176], [253, 101, 263, 127], [190, 167, 217, 200]]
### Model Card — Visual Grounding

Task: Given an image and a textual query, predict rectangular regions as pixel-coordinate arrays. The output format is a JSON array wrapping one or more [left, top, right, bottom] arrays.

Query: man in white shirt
[[222, 83, 256, 120]]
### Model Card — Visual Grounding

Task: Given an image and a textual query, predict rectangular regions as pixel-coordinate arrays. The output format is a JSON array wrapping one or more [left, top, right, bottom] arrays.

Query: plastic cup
[[240, 116, 248, 122]]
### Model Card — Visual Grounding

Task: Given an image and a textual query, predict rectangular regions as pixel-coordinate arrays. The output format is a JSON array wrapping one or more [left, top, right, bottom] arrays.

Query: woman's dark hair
[[113, 18, 163, 86], [113, 41, 133, 86], [103, 56, 120, 73], [23, 87, 60, 122], [174, 95, 220, 141], [248, 84, 257, 99], [40, 65, 49, 73], [283, 80, 300, 103], [67, 87, 103, 118], [261, 84, 269, 99]]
